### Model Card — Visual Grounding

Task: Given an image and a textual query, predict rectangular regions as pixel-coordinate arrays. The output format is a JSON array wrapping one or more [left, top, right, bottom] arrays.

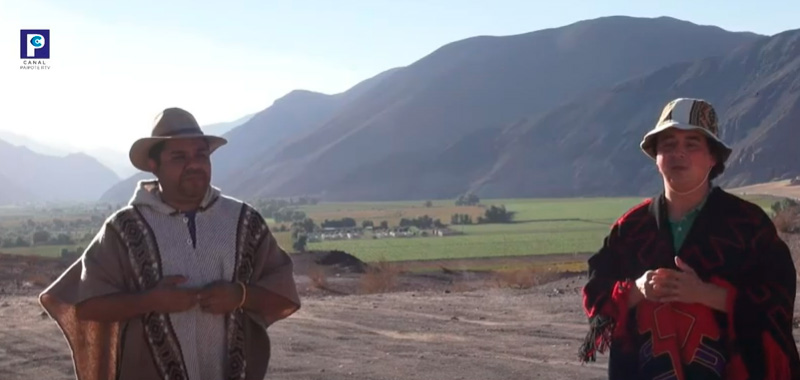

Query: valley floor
[[5, 272, 800, 380], [1, 276, 610, 380]]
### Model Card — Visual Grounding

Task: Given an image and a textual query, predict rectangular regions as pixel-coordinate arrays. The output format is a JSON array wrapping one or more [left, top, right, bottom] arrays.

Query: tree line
[[451, 205, 515, 225], [1, 216, 102, 248]]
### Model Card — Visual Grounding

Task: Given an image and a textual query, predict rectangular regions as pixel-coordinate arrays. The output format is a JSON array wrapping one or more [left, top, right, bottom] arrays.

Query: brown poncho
[[39, 181, 300, 380]]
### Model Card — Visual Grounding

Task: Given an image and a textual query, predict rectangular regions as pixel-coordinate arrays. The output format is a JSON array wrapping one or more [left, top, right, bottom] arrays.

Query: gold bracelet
[[236, 281, 247, 309]]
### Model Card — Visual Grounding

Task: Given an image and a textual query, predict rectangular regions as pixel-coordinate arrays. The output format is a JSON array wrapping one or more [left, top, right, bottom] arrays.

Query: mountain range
[[0, 114, 251, 205], [0, 140, 119, 203], [85, 16, 800, 202], [469, 28, 800, 198]]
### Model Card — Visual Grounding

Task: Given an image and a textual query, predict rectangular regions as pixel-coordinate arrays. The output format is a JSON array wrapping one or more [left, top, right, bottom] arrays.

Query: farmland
[[1, 245, 82, 258], [305, 221, 609, 262], [0, 193, 782, 265], [279, 194, 782, 263], [0, 203, 112, 258], [291, 197, 645, 263]]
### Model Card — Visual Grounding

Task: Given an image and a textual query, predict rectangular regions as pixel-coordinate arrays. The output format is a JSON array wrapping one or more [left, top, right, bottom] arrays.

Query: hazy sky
[[1, 0, 797, 154]]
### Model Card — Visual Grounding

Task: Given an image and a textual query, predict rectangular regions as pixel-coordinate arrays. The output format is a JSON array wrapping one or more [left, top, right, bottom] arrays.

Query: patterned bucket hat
[[640, 98, 732, 163]]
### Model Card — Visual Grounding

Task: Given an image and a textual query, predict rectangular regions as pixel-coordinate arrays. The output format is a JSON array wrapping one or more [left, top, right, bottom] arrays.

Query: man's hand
[[631, 269, 671, 306], [146, 275, 198, 314], [198, 281, 244, 315], [75, 275, 196, 322], [650, 257, 728, 311]]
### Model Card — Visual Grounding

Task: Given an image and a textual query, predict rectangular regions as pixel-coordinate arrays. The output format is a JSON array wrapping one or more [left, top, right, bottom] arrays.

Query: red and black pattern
[[110, 207, 190, 380], [579, 187, 800, 379]]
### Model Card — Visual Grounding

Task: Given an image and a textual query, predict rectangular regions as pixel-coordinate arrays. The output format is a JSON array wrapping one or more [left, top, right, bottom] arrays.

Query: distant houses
[[433, 227, 461, 237], [307, 226, 462, 242], [307, 227, 364, 242], [373, 227, 415, 239]]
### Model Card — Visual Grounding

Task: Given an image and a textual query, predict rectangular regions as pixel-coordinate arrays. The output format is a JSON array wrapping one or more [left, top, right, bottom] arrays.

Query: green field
[[296, 194, 780, 263], [477, 197, 646, 221], [2, 245, 82, 258], [301, 197, 645, 262], [308, 227, 608, 262], [2, 193, 782, 263]]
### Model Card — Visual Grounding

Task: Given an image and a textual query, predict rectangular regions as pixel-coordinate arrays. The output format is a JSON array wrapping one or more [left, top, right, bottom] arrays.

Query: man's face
[[149, 138, 211, 202], [655, 129, 716, 191]]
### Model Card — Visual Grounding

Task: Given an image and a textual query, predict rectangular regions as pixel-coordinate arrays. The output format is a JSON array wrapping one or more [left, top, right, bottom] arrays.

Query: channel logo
[[20, 29, 50, 59]]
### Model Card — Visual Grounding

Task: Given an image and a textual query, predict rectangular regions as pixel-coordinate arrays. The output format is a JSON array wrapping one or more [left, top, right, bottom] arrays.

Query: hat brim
[[640, 121, 732, 162], [129, 134, 227, 172]]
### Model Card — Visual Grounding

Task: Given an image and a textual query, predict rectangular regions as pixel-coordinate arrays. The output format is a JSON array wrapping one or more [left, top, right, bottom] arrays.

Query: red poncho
[[580, 187, 800, 379]]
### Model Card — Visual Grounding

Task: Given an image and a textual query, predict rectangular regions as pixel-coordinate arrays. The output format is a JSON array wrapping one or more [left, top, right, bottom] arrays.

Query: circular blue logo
[[30, 35, 43, 47]]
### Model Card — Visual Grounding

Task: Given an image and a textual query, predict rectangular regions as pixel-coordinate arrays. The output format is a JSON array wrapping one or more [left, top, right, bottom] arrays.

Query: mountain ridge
[[222, 15, 764, 201], [97, 16, 796, 204], [0, 138, 120, 203]]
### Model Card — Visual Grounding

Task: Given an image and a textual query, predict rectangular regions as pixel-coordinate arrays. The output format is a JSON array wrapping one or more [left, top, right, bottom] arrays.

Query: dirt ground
[[0, 279, 610, 380], [2, 250, 800, 380], [0, 252, 609, 380], [730, 179, 800, 200]]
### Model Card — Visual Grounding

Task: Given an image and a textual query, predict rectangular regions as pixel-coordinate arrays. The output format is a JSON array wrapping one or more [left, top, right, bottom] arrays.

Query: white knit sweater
[[129, 180, 244, 380]]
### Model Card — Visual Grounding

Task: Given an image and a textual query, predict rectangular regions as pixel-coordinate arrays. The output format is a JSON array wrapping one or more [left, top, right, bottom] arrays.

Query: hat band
[[155, 127, 204, 138]]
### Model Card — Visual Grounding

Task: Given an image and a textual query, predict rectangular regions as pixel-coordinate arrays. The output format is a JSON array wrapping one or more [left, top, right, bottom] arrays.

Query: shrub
[[359, 260, 402, 294]]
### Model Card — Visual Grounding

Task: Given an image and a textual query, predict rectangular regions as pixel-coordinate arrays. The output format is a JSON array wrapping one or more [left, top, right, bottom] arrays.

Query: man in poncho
[[579, 98, 800, 379], [40, 107, 300, 380]]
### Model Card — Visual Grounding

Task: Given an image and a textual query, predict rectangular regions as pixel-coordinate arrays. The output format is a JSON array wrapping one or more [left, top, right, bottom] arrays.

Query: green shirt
[[668, 195, 708, 252]]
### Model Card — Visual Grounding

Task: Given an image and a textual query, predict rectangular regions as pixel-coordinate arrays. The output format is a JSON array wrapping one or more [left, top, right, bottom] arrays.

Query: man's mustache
[[181, 169, 208, 180]]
